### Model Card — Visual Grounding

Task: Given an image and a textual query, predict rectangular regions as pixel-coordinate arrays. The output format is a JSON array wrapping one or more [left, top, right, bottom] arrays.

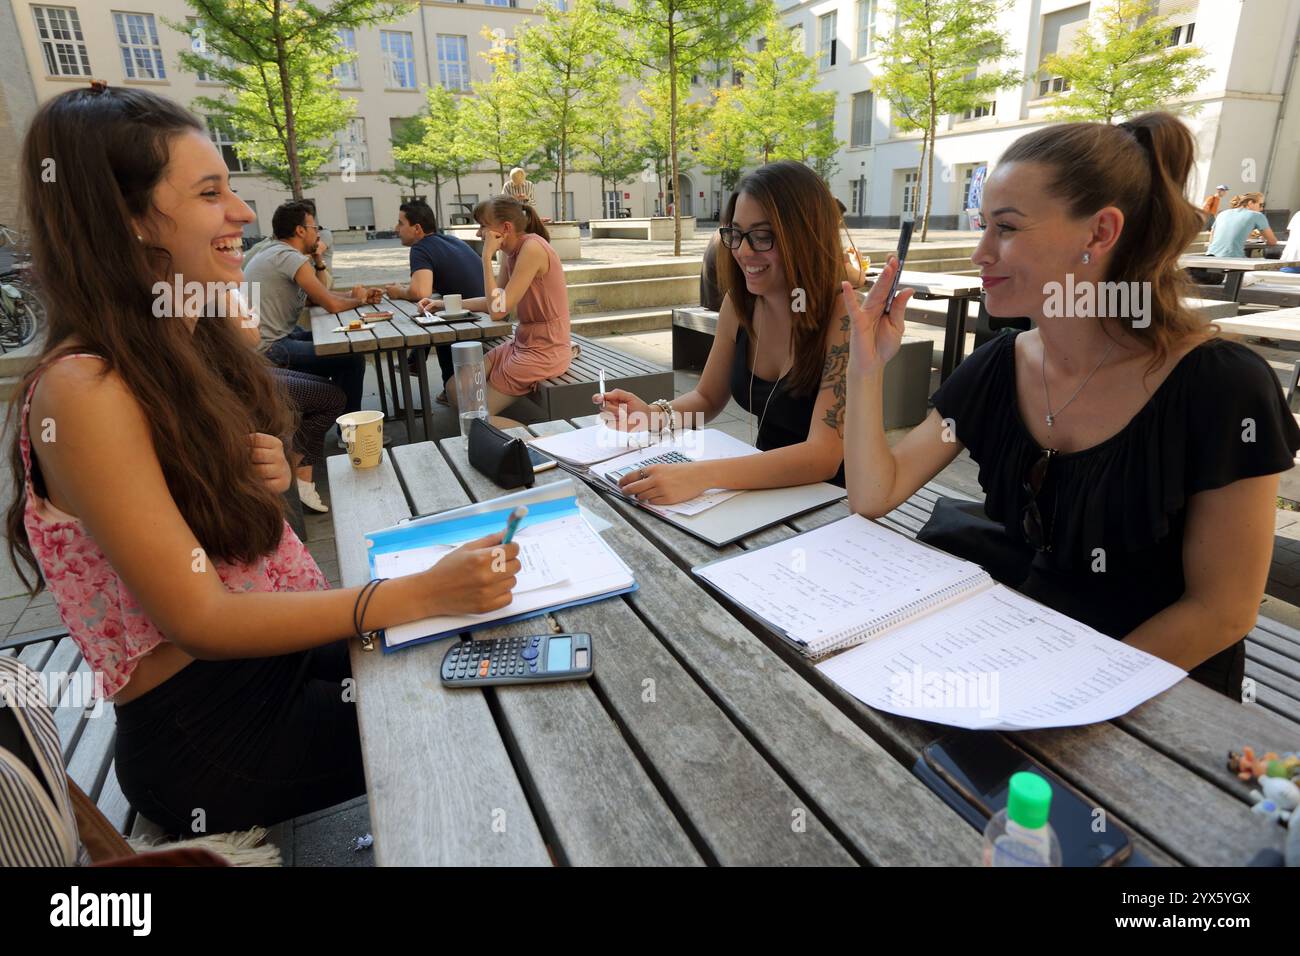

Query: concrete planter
[[589, 216, 695, 241], [546, 221, 582, 260]]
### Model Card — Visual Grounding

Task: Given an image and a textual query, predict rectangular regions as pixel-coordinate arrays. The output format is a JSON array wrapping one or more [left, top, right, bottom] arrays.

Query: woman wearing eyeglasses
[[594, 161, 853, 505], [843, 113, 1300, 700]]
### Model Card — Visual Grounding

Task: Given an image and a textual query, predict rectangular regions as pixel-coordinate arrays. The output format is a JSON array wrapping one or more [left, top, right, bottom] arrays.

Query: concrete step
[[567, 274, 698, 314], [571, 307, 674, 337], [563, 257, 702, 285]]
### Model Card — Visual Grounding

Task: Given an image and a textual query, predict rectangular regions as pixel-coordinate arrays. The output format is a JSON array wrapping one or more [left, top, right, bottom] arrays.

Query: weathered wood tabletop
[[310, 295, 511, 441], [328, 416, 1296, 867]]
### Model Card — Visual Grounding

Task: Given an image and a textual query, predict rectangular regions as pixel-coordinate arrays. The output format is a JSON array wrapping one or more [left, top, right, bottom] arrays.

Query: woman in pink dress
[[421, 196, 572, 414]]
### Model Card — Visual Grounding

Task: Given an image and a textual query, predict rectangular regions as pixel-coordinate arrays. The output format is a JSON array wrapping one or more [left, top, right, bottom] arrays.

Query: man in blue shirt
[[386, 200, 485, 397], [1207, 193, 1278, 258]]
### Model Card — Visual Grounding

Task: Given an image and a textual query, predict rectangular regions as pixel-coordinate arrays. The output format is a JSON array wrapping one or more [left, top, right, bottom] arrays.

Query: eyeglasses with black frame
[[718, 225, 776, 252], [1021, 447, 1058, 553]]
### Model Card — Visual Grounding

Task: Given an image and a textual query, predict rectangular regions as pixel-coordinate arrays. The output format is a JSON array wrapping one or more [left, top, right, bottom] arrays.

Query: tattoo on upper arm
[[820, 318, 851, 435]]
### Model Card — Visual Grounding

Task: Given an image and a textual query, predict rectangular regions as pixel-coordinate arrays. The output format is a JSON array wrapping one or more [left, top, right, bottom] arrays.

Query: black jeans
[[114, 641, 365, 836], [265, 328, 366, 413]]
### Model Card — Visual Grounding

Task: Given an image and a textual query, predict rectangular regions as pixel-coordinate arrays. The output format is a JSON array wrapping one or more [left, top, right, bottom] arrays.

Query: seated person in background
[[242, 198, 332, 288], [594, 160, 851, 505], [228, 292, 344, 514], [835, 199, 867, 288], [418, 196, 571, 415], [386, 200, 484, 401], [244, 200, 381, 413], [502, 167, 536, 208], [842, 113, 1300, 700], [1206, 191, 1278, 258]]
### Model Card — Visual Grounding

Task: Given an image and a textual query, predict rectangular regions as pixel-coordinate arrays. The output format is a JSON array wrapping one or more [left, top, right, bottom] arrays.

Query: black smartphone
[[527, 445, 557, 473], [917, 731, 1132, 867], [884, 218, 915, 314]]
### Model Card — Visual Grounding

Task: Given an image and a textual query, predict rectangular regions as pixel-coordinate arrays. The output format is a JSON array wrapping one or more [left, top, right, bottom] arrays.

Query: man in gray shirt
[[245, 200, 380, 412]]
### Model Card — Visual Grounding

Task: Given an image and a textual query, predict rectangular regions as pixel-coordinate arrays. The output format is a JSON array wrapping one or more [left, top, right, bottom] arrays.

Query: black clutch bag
[[467, 417, 535, 489]]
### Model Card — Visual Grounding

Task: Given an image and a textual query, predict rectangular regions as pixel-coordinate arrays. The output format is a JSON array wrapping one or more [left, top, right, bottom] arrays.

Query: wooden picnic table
[[867, 268, 983, 382], [328, 416, 1297, 866], [309, 296, 511, 441], [1179, 255, 1300, 302]]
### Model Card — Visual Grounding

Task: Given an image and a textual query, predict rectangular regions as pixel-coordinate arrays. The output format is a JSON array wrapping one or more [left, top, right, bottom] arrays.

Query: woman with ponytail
[[843, 112, 1300, 699], [419, 196, 571, 413], [7, 86, 521, 834]]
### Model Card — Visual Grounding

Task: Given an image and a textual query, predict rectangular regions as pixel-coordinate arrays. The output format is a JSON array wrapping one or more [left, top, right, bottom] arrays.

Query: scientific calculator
[[440, 633, 593, 687], [604, 450, 692, 484]]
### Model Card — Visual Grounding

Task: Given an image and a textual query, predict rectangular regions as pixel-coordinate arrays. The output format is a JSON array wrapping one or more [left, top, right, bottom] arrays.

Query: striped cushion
[[0, 657, 78, 865]]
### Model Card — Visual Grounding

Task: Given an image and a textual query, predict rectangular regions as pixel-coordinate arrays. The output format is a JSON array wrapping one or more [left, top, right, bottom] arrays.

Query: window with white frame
[[207, 117, 247, 173], [553, 192, 574, 221], [345, 197, 376, 230], [186, 17, 233, 82], [901, 169, 919, 218], [483, 0, 514, 5], [336, 118, 368, 172], [32, 6, 91, 77], [604, 191, 622, 218], [856, 0, 877, 58], [335, 28, 359, 87], [438, 35, 470, 91], [1037, 4, 1089, 97], [849, 178, 867, 217], [851, 91, 873, 147], [1159, 0, 1198, 46], [818, 12, 838, 70], [113, 11, 166, 80], [381, 30, 416, 89]]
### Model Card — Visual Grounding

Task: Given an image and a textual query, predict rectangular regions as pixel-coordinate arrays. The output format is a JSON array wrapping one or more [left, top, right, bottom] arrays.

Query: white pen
[[598, 368, 605, 403]]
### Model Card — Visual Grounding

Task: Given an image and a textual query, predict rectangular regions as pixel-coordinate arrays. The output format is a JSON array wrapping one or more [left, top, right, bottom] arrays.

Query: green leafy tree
[[379, 115, 442, 211], [1042, 0, 1211, 123], [384, 85, 484, 227], [513, 0, 619, 220], [731, 17, 838, 167], [598, 0, 773, 253], [461, 28, 541, 191], [173, 0, 411, 199], [696, 85, 751, 199], [632, 73, 706, 220], [576, 88, 649, 217], [873, 0, 1023, 239]]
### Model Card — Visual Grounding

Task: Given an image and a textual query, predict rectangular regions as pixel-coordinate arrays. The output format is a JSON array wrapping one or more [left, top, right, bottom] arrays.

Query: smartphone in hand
[[884, 218, 915, 315]]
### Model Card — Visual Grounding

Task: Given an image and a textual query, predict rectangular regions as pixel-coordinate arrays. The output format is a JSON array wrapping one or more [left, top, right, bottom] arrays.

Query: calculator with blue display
[[440, 633, 593, 687]]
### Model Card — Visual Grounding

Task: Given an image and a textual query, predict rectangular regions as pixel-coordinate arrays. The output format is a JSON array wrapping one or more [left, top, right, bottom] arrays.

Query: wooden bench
[[589, 216, 695, 241], [481, 332, 674, 422], [669, 307, 932, 429]]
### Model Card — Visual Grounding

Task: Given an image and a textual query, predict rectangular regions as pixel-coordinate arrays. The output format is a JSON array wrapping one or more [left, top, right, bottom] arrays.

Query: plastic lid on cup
[[1006, 772, 1052, 829]]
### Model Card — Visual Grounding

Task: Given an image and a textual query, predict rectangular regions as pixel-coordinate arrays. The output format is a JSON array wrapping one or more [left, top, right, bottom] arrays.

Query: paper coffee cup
[[443, 294, 463, 315], [336, 410, 384, 469]]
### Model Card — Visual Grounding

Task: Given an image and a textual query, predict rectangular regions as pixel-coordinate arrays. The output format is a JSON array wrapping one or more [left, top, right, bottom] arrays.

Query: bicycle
[[0, 224, 41, 351]]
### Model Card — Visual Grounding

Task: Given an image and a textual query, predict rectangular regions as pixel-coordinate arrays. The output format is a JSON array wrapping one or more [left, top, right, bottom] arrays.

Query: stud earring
[[1082, 252, 1090, 264]]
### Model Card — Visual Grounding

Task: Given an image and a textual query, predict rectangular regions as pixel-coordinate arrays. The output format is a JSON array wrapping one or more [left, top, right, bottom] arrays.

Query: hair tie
[[88, 79, 108, 94], [1117, 120, 1152, 156]]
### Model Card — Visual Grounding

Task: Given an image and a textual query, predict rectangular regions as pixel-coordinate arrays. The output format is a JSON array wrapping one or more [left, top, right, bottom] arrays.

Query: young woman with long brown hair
[[418, 196, 571, 414], [594, 160, 852, 505], [6, 85, 521, 834], [844, 113, 1300, 698]]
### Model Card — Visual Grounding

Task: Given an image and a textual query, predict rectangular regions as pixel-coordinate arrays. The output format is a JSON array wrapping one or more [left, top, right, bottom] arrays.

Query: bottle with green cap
[[981, 771, 1062, 866]]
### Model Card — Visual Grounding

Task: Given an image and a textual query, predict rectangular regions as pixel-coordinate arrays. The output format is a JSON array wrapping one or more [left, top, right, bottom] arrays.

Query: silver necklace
[[1041, 339, 1116, 427], [749, 306, 789, 447]]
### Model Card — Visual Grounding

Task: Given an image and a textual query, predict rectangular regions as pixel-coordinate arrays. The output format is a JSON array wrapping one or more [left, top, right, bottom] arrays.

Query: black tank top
[[729, 324, 845, 487]]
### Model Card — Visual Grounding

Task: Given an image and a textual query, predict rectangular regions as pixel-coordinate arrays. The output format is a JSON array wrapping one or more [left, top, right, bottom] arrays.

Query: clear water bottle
[[452, 341, 489, 437], [982, 771, 1062, 866]]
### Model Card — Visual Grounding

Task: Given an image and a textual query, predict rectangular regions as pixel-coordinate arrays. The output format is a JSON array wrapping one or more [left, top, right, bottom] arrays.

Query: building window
[[438, 35, 470, 91], [851, 91, 873, 147], [849, 178, 867, 217], [962, 102, 996, 120], [901, 170, 918, 218], [483, 0, 515, 5], [345, 197, 376, 231], [856, 0, 877, 58], [112, 11, 166, 80], [335, 28, 359, 87], [32, 6, 91, 77], [553, 192, 574, 221], [818, 12, 838, 70], [207, 117, 247, 173], [336, 117, 368, 173], [1167, 22, 1196, 45], [604, 191, 623, 218], [1037, 3, 1089, 97], [381, 30, 416, 89]]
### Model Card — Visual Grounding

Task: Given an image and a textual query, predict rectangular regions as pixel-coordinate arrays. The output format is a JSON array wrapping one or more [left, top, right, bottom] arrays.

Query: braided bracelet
[[352, 577, 387, 651]]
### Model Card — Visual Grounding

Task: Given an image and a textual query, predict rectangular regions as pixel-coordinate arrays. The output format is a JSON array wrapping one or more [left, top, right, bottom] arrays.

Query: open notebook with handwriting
[[692, 514, 1185, 730]]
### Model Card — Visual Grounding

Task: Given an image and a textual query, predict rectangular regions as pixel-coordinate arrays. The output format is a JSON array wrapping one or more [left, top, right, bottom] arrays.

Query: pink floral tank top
[[19, 353, 328, 699]]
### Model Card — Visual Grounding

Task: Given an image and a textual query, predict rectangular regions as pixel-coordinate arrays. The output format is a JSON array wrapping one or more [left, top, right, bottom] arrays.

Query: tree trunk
[[433, 174, 443, 231], [453, 169, 464, 211], [914, 131, 928, 231], [272, 2, 301, 200], [669, 20, 681, 255]]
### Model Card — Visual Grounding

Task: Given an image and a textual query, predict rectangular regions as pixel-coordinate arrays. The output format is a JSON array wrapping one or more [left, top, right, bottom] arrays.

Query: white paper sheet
[[529, 425, 656, 466], [816, 586, 1186, 730], [372, 532, 568, 594]]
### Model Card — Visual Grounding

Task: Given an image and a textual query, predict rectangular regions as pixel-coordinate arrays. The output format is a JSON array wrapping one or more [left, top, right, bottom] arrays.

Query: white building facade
[[778, 0, 1300, 228]]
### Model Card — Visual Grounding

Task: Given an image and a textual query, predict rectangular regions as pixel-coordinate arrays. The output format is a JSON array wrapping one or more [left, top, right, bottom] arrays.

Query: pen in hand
[[503, 505, 528, 544]]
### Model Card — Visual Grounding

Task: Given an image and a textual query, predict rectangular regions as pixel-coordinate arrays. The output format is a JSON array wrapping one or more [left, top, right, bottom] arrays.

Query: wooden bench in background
[[670, 307, 932, 430], [482, 332, 674, 422]]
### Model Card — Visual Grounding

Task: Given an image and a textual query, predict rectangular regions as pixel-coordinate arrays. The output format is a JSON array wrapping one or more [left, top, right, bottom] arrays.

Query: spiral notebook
[[693, 513, 991, 659]]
